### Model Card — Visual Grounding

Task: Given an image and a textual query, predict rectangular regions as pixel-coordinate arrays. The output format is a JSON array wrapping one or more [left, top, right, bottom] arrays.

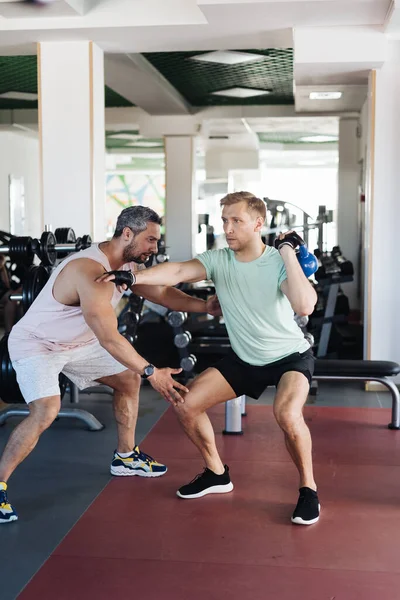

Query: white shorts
[[11, 341, 127, 404]]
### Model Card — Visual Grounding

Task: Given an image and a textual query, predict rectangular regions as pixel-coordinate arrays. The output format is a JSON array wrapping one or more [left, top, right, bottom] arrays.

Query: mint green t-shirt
[[197, 246, 310, 366]]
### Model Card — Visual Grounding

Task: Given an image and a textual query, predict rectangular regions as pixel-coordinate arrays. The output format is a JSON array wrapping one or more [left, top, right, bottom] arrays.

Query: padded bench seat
[[315, 359, 400, 378]]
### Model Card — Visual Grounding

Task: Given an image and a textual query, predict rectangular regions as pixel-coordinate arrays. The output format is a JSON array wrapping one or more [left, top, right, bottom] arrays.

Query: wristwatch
[[142, 364, 155, 378]]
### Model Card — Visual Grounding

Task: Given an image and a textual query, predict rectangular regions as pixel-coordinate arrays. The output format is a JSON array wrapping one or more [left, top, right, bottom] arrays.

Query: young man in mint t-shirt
[[101, 191, 319, 525]]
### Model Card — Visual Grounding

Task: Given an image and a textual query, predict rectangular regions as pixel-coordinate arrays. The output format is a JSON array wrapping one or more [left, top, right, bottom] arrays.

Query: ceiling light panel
[[309, 92, 342, 100], [0, 91, 38, 101], [190, 50, 267, 66], [212, 87, 271, 98]]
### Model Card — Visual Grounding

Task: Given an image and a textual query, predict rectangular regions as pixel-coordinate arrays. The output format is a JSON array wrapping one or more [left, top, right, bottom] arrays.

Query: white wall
[[165, 136, 197, 261], [0, 130, 41, 236], [359, 99, 368, 164], [337, 118, 360, 310], [366, 41, 400, 374]]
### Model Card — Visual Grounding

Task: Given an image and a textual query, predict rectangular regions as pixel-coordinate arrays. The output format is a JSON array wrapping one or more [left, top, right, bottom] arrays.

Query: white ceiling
[[0, 0, 392, 54], [0, 0, 398, 140]]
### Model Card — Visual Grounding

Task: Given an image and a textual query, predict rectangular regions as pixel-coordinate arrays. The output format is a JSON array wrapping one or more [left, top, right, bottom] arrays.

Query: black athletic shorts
[[214, 348, 315, 399]]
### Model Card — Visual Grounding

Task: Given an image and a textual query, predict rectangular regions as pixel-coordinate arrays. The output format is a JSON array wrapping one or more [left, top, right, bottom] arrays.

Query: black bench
[[224, 359, 400, 433]]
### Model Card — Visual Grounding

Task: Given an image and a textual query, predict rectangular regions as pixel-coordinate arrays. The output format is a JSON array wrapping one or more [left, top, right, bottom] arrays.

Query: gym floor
[[0, 381, 399, 600]]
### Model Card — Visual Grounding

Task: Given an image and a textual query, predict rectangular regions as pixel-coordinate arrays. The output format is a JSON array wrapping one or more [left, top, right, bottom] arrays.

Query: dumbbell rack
[[166, 311, 197, 383]]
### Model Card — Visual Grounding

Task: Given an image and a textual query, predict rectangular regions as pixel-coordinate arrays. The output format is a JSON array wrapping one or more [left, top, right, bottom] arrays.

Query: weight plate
[[8, 236, 34, 266], [40, 231, 57, 266], [54, 227, 76, 244], [0, 334, 25, 404], [81, 234, 92, 249], [0, 230, 14, 246], [22, 265, 50, 313]]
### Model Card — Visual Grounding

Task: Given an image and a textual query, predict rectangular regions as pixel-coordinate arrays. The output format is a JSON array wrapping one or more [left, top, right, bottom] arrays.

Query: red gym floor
[[19, 405, 400, 600]]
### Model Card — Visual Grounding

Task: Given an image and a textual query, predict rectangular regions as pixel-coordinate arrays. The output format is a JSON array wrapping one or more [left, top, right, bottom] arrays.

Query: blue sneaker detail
[[110, 446, 167, 478], [0, 487, 18, 524]]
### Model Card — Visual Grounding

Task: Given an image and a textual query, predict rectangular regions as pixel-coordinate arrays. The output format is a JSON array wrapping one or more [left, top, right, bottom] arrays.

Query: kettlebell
[[297, 244, 318, 278]]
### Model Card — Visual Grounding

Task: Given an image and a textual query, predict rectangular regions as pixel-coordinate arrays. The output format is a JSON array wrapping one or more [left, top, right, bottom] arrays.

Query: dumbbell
[[331, 247, 354, 276], [180, 354, 197, 372], [121, 312, 140, 328], [294, 315, 309, 328], [38, 231, 92, 266], [174, 331, 192, 348], [304, 332, 315, 346], [122, 333, 136, 345], [167, 311, 188, 328], [156, 252, 169, 264]]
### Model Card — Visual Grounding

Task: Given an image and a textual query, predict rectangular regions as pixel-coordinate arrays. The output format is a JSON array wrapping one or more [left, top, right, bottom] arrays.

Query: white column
[[337, 118, 360, 309], [165, 136, 197, 262], [365, 41, 400, 372], [38, 41, 106, 240]]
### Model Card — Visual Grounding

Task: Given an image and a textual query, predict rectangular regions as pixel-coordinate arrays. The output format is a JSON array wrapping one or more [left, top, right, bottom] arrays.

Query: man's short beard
[[123, 239, 144, 263]]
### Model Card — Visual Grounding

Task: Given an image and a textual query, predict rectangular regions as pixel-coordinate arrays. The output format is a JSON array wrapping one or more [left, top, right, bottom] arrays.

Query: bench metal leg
[[223, 396, 244, 435], [241, 394, 247, 417], [381, 378, 400, 430], [0, 406, 104, 431], [69, 382, 80, 404], [313, 375, 400, 430]]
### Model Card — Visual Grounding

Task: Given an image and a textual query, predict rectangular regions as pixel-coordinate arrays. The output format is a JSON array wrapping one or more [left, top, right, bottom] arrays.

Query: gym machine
[[263, 199, 333, 252]]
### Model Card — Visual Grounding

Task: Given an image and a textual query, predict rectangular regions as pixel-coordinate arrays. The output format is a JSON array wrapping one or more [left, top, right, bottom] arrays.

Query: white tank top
[[9, 244, 139, 360]]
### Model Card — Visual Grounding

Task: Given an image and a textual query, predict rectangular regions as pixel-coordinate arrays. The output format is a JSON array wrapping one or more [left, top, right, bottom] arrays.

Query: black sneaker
[[177, 465, 234, 499], [291, 487, 320, 525]]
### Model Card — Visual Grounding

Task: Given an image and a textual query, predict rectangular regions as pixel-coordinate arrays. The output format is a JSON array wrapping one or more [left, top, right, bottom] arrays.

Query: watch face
[[144, 364, 155, 377]]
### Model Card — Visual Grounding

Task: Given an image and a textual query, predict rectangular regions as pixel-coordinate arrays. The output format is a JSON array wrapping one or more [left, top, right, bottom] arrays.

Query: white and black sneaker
[[291, 487, 320, 525], [177, 465, 234, 499]]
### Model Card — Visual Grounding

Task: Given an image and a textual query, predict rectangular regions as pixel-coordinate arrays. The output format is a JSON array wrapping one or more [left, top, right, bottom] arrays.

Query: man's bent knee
[[274, 405, 303, 433], [29, 396, 61, 430], [108, 370, 141, 395], [174, 391, 203, 421]]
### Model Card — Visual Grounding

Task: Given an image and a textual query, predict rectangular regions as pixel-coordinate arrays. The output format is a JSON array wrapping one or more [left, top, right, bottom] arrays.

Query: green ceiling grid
[[257, 132, 338, 144], [104, 87, 134, 108], [0, 55, 134, 109], [143, 49, 294, 106]]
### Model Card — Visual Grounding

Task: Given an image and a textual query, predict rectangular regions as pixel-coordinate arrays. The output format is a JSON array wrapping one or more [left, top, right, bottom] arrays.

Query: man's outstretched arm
[[95, 259, 221, 315], [97, 259, 207, 288]]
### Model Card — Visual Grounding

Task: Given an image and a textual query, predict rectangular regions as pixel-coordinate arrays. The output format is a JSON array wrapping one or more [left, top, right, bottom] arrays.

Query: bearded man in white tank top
[[0, 206, 220, 524]]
